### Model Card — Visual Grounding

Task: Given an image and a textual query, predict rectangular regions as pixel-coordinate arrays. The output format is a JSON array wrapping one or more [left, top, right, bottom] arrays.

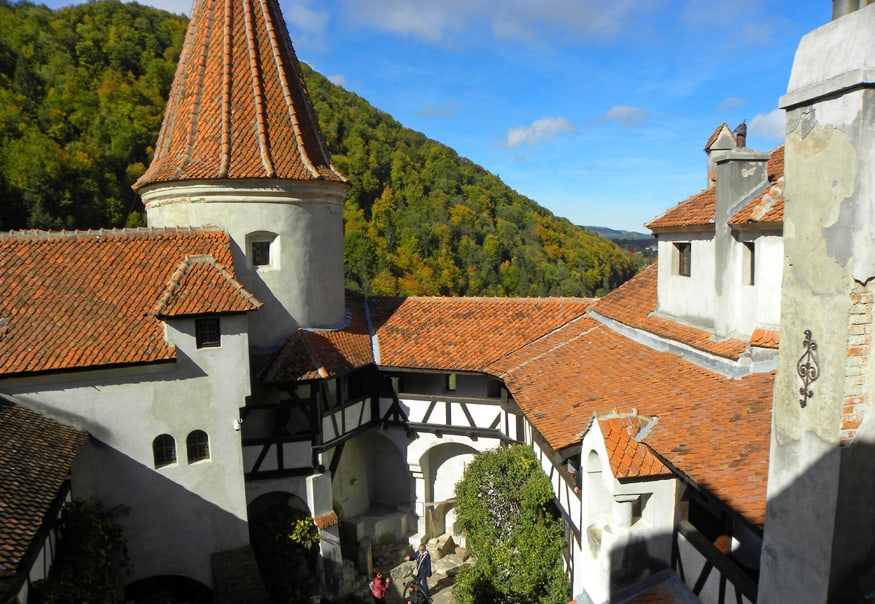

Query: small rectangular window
[[743, 241, 756, 285], [251, 241, 271, 266], [447, 373, 457, 391], [675, 242, 691, 277], [195, 317, 221, 348]]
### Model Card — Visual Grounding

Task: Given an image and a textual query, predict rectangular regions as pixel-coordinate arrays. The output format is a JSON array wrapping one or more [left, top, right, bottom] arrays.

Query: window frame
[[195, 317, 221, 349], [247, 232, 279, 270], [742, 241, 756, 286], [674, 242, 691, 277], [153, 434, 177, 468], [186, 430, 211, 464]]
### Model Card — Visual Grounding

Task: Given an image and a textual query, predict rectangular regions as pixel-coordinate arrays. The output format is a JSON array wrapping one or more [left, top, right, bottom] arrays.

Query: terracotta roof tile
[[729, 147, 785, 228], [487, 318, 773, 527], [0, 228, 251, 376], [0, 399, 87, 587], [592, 265, 749, 360], [645, 186, 716, 231], [729, 176, 784, 227], [597, 414, 672, 480], [261, 291, 373, 382], [750, 328, 780, 349], [151, 255, 261, 317], [767, 145, 784, 182], [369, 296, 591, 371], [704, 123, 735, 151], [134, 0, 345, 189]]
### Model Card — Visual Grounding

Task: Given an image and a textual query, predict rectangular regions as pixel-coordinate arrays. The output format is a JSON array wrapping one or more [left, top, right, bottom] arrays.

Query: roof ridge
[[401, 296, 595, 303], [0, 226, 226, 240], [496, 317, 598, 377]]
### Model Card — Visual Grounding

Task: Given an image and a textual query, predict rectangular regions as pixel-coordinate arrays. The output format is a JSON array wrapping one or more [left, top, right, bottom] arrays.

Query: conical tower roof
[[134, 0, 345, 190]]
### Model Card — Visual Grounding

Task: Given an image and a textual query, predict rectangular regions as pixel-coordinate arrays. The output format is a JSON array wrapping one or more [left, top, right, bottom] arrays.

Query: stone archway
[[420, 442, 478, 544], [124, 574, 211, 603], [247, 491, 318, 601], [331, 431, 410, 521]]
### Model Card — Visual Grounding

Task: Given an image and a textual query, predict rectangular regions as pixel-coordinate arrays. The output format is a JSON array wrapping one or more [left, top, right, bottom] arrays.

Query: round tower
[[133, 0, 348, 349]]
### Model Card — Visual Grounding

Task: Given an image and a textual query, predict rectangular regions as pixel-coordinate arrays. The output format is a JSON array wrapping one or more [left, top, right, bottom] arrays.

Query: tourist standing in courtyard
[[370, 567, 390, 603], [404, 544, 432, 596]]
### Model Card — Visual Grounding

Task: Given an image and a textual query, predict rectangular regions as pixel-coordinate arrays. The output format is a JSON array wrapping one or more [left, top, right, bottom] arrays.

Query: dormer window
[[195, 317, 221, 348], [674, 242, 691, 277], [247, 232, 278, 269]]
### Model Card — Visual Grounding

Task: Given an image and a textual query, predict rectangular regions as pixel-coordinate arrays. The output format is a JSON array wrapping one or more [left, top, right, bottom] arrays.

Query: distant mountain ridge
[[583, 226, 652, 241], [0, 1, 637, 298]]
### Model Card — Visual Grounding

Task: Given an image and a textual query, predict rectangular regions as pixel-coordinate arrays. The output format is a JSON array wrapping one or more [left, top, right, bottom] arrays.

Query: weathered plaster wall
[[142, 180, 348, 348], [761, 5, 875, 602], [1, 314, 253, 589]]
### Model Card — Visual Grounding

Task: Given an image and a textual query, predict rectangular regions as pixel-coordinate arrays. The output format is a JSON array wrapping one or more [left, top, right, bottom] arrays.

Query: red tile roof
[[645, 186, 716, 231], [597, 413, 672, 481], [134, 0, 345, 190], [728, 177, 784, 227], [767, 145, 784, 181], [750, 328, 780, 349], [0, 399, 87, 594], [592, 265, 749, 360], [487, 316, 773, 527], [368, 296, 592, 371], [729, 146, 785, 229], [151, 255, 261, 317], [0, 228, 258, 376], [704, 123, 735, 151], [261, 292, 373, 382]]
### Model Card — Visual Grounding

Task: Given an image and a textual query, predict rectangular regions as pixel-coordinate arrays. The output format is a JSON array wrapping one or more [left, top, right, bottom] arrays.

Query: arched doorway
[[247, 492, 318, 602], [124, 575, 211, 603], [421, 442, 478, 544]]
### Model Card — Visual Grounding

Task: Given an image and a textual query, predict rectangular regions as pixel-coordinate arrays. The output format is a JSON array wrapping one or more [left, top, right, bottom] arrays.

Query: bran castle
[[2, 1, 875, 603]]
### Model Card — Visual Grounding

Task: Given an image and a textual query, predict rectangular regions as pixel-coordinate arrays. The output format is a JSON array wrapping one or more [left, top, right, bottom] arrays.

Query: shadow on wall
[[760, 436, 875, 604], [70, 440, 254, 602]]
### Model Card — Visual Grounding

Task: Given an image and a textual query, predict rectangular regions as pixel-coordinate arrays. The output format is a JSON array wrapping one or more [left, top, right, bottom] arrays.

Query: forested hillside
[[0, 1, 636, 297]]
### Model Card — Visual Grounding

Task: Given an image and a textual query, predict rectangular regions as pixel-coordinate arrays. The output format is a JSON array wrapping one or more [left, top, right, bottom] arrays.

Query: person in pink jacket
[[370, 567, 390, 603]]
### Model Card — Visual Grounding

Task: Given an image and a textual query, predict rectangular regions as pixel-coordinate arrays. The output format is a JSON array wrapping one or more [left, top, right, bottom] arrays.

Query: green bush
[[454, 445, 569, 604], [32, 499, 130, 604]]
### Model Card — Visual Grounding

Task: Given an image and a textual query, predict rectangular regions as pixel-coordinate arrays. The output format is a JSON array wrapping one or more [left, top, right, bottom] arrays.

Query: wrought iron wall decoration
[[797, 329, 819, 408]]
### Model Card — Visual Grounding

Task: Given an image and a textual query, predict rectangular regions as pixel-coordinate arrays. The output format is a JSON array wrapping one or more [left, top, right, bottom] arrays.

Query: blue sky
[[37, 0, 828, 232]]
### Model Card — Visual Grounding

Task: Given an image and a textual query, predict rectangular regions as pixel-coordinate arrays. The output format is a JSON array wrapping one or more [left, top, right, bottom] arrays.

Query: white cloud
[[505, 117, 575, 148], [327, 74, 347, 87], [599, 106, 648, 128], [749, 109, 785, 142], [719, 97, 748, 110], [420, 103, 460, 119], [336, 0, 659, 46], [284, 2, 330, 33]]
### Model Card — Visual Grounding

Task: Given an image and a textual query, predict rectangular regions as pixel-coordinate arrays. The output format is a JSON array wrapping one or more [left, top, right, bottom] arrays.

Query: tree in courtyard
[[249, 504, 321, 603], [453, 444, 569, 604], [31, 499, 130, 603]]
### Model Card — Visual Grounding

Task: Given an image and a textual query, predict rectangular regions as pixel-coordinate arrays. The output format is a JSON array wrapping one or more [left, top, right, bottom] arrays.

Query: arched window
[[153, 434, 176, 468], [186, 430, 210, 463]]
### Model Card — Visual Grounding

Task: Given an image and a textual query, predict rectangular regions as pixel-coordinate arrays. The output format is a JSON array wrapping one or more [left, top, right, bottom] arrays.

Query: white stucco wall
[[574, 423, 678, 604], [0, 314, 253, 590], [656, 232, 716, 327], [141, 179, 348, 348], [722, 233, 784, 337], [656, 228, 781, 339]]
